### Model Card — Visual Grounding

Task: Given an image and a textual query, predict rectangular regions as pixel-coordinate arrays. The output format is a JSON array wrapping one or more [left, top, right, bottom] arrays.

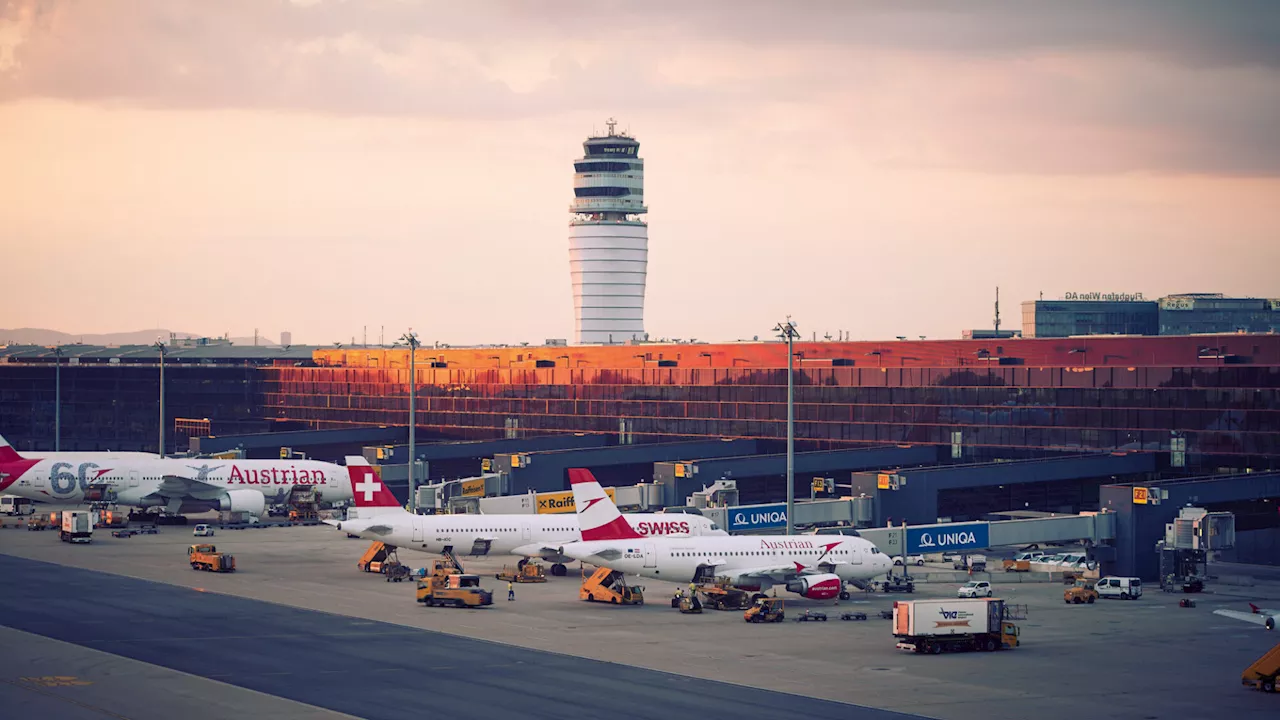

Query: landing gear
[[551, 563, 568, 577], [839, 590, 851, 601]]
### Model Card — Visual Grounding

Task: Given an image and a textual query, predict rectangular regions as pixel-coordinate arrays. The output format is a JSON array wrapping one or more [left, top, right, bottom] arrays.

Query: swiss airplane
[[328, 465, 726, 576], [558, 468, 894, 600], [1214, 603, 1278, 631], [0, 434, 355, 517]]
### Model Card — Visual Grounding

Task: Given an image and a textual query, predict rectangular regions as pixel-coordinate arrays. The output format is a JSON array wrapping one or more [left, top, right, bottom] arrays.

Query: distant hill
[[0, 328, 279, 348]]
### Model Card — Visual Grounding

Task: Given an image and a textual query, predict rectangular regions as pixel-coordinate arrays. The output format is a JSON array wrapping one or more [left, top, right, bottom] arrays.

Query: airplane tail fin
[[346, 464, 402, 515], [569, 468, 642, 541], [0, 434, 23, 464], [1250, 603, 1261, 614]]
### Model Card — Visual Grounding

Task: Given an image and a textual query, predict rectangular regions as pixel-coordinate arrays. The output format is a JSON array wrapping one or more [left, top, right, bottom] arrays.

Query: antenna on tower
[[993, 286, 1001, 334]]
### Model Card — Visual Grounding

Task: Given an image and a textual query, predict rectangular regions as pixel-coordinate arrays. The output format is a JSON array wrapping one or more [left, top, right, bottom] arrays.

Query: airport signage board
[[905, 522, 989, 554], [536, 488, 615, 514], [728, 503, 788, 532], [461, 478, 486, 497]]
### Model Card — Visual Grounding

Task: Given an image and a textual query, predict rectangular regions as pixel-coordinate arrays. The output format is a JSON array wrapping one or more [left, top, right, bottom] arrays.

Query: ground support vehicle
[[1241, 640, 1280, 693], [384, 562, 410, 582], [1064, 580, 1098, 605], [496, 559, 547, 583], [111, 529, 137, 538], [841, 612, 868, 621], [678, 595, 703, 613], [744, 597, 785, 623], [60, 511, 94, 544], [188, 544, 236, 572], [795, 610, 828, 622], [1003, 559, 1031, 572], [357, 541, 398, 574], [137, 524, 159, 535], [579, 567, 644, 605], [893, 598, 1020, 654], [698, 580, 752, 610], [416, 561, 492, 608], [881, 576, 915, 593]]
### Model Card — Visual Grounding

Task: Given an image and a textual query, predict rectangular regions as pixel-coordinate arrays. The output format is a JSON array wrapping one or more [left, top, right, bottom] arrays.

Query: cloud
[[1, 0, 1278, 175]]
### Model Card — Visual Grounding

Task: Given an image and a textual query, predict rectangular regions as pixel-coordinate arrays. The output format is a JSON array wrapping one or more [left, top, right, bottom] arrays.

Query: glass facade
[[1022, 300, 1159, 338], [0, 364, 265, 453], [260, 353, 1280, 469], [1158, 294, 1280, 335]]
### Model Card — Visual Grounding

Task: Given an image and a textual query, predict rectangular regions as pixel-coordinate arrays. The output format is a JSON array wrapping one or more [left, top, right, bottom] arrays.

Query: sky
[[2, 0, 1278, 346]]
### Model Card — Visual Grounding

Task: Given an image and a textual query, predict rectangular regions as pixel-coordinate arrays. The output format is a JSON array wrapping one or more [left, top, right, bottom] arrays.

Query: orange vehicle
[[188, 544, 236, 573]]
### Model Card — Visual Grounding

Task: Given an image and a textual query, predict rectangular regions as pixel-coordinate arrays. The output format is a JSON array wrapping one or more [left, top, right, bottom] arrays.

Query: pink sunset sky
[[2, 0, 1278, 346]]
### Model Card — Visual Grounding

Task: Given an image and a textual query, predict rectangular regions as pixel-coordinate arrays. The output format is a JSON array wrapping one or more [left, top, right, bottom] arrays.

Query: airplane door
[[128, 470, 139, 488], [644, 542, 657, 568], [521, 521, 531, 542], [411, 518, 423, 543], [33, 471, 45, 489]]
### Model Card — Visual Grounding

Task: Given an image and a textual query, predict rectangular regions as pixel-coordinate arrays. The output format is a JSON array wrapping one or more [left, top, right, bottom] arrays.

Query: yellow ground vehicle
[[188, 544, 236, 573], [416, 561, 493, 608], [357, 541, 398, 574], [579, 567, 644, 605], [1003, 559, 1031, 572], [678, 595, 704, 614], [1064, 579, 1098, 604], [496, 559, 547, 583], [1241, 640, 1280, 693], [698, 580, 752, 610], [744, 597, 785, 623]]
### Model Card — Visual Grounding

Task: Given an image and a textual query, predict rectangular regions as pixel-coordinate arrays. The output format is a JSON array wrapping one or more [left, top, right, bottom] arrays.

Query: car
[[958, 580, 993, 598], [893, 554, 925, 566], [1013, 552, 1045, 563], [193, 524, 215, 537], [1096, 576, 1143, 600]]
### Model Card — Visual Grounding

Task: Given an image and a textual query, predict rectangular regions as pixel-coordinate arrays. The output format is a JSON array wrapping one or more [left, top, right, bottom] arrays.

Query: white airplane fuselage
[[340, 512, 723, 560], [562, 535, 894, 590], [1, 456, 350, 510]]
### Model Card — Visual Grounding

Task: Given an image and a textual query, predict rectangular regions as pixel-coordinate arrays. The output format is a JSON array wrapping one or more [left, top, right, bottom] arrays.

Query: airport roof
[[0, 343, 322, 364]]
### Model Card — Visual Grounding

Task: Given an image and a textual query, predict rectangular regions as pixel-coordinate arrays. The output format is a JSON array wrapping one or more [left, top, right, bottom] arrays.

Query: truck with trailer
[[60, 511, 95, 544], [892, 598, 1020, 654]]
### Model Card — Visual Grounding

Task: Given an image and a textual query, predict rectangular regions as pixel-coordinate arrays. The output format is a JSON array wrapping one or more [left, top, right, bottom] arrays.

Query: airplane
[[556, 468, 895, 600], [328, 465, 727, 576], [0, 434, 356, 518], [1214, 603, 1277, 631]]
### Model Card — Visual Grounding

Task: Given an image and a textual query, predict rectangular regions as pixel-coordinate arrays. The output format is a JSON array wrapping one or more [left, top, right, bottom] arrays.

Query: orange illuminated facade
[[258, 335, 1280, 466]]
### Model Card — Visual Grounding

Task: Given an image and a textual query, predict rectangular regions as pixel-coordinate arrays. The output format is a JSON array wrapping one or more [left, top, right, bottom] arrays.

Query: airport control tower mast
[[569, 119, 648, 345]]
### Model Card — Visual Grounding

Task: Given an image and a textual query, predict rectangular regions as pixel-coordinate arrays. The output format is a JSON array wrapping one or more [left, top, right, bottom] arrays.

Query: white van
[[193, 524, 215, 537], [1096, 576, 1142, 600]]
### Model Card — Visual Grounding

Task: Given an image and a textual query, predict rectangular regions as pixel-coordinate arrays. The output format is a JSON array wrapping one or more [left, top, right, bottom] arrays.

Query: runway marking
[[2, 677, 130, 720], [19, 675, 94, 687]]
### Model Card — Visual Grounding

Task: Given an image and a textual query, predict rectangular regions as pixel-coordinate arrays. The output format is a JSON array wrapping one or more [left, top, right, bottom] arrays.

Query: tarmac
[[1, 522, 1278, 720]]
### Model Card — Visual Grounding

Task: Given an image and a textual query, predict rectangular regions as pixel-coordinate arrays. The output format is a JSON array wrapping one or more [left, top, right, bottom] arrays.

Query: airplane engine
[[218, 489, 266, 517], [785, 573, 843, 600]]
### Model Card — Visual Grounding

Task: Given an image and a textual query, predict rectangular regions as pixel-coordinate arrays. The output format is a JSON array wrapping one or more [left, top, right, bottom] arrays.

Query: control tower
[[569, 119, 648, 344]]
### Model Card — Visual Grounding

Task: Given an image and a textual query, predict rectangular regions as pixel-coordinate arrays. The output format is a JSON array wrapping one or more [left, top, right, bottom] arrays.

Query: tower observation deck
[[569, 118, 648, 344]]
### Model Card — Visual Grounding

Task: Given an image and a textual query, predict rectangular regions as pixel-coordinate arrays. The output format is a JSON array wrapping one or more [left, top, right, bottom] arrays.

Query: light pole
[[774, 317, 799, 535], [155, 340, 167, 456], [402, 331, 420, 512], [53, 346, 64, 451]]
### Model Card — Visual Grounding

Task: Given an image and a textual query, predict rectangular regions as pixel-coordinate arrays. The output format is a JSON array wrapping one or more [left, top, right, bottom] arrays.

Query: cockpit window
[[709, 523, 720, 531], [871, 548, 881, 554]]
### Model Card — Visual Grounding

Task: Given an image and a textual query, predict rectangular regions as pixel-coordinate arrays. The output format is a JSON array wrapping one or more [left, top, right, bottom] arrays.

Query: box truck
[[60, 510, 95, 544], [892, 598, 1019, 654]]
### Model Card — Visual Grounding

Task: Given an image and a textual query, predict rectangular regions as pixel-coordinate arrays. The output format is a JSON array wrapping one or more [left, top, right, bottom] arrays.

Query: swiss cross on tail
[[349, 466, 398, 507], [568, 468, 643, 541]]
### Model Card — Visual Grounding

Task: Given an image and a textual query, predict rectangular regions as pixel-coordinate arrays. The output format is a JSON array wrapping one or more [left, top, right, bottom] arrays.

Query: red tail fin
[[349, 465, 399, 508], [0, 434, 22, 464], [1250, 603, 1261, 614], [569, 468, 642, 541]]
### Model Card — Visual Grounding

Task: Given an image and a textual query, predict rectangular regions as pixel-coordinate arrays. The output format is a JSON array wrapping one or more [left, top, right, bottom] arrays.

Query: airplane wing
[[156, 474, 225, 500], [511, 543, 574, 563], [729, 563, 806, 584], [1213, 609, 1277, 629]]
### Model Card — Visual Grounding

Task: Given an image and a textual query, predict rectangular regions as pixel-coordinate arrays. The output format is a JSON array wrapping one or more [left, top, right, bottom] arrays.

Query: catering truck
[[892, 598, 1019, 654], [60, 510, 95, 544]]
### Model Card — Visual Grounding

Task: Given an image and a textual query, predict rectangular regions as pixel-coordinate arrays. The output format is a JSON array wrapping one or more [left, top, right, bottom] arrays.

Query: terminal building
[[1022, 292, 1280, 339]]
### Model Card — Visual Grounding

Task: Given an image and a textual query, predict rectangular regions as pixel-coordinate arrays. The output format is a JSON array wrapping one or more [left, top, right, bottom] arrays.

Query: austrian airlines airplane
[[0, 434, 355, 517], [329, 466, 726, 576], [558, 468, 894, 600]]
